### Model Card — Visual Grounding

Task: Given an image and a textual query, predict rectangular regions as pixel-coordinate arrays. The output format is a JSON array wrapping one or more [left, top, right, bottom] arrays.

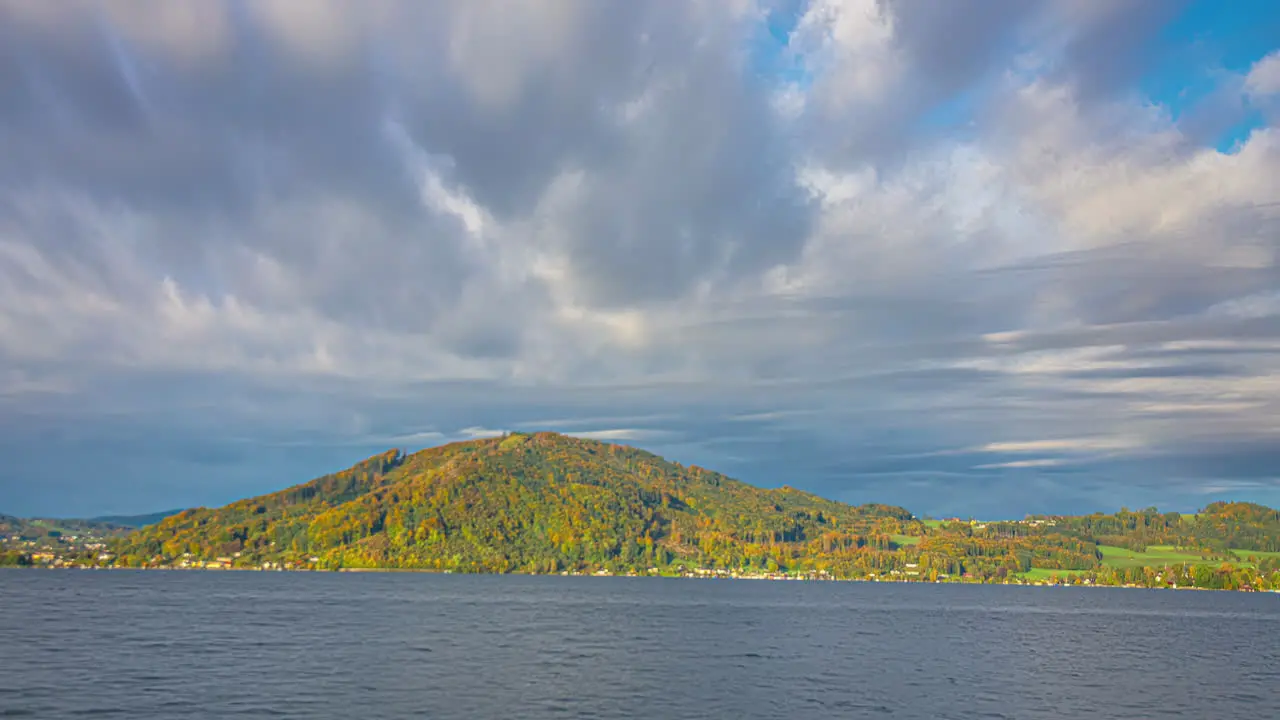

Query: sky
[[2, 0, 1280, 519]]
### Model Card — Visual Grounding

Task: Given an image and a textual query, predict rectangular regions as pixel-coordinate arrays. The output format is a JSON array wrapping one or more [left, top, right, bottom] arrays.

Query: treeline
[[0, 550, 33, 567], [1010, 562, 1278, 592], [1028, 502, 1280, 552]]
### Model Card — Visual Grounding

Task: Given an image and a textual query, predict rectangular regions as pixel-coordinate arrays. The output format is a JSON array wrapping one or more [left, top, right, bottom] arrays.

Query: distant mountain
[[0, 514, 129, 539], [113, 432, 920, 573], [0, 509, 183, 539], [90, 510, 186, 528]]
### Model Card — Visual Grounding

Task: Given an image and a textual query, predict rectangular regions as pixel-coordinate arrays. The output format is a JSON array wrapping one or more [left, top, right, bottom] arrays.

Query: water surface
[[2, 571, 1277, 718]]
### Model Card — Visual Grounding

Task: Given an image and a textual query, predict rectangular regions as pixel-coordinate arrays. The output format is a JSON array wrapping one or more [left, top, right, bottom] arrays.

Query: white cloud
[[1245, 50, 1280, 98], [457, 426, 507, 439], [1132, 401, 1262, 415], [793, 0, 900, 109], [383, 430, 445, 444], [975, 458, 1065, 469], [563, 428, 669, 441], [979, 438, 1139, 454], [514, 414, 679, 430]]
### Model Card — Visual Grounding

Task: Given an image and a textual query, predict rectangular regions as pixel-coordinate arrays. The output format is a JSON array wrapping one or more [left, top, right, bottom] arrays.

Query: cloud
[[1, 1, 1278, 517], [1246, 50, 1280, 98], [975, 459, 1065, 469], [978, 439, 1139, 454], [456, 427, 507, 440], [563, 428, 671, 442]]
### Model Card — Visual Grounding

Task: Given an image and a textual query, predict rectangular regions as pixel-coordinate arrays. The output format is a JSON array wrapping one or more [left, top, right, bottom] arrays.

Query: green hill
[[113, 432, 920, 574], [99, 432, 1280, 589], [0, 514, 133, 567], [0, 515, 130, 540]]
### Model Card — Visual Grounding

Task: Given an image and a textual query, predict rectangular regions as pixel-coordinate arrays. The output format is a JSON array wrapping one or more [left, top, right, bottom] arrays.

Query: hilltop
[[112, 432, 919, 574]]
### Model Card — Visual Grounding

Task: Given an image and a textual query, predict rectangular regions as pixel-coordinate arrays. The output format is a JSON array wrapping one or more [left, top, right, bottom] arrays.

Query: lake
[[1, 571, 1277, 718]]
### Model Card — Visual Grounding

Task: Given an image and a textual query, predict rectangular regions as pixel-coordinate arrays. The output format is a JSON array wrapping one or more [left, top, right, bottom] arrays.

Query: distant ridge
[[89, 509, 186, 528]]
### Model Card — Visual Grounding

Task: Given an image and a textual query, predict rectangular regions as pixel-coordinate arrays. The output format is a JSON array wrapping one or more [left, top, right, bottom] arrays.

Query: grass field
[[1016, 545, 1273, 580], [1101, 545, 1279, 569], [1098, 545, 1217, 568], [1229, 549, 1280, 562], [891, 534, 921, 547], [921, 519, 944, 529]]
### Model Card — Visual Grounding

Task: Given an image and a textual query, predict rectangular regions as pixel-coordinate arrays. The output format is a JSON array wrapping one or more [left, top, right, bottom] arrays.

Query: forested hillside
[[1026, 502, 1280, 552], [112, 432, 919, 574], [923, 503, 1280, 589]]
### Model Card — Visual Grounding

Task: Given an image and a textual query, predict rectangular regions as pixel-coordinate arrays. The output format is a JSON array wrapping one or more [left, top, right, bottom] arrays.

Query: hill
[[1028, 502, 1280, 552], [113, 432, 920, 574], [0, 514, 130, 540], [1, 508, 184, 540], [0, 514, 132, 567], [93, 432, 1280, 589], [90, 510, 186, 528]]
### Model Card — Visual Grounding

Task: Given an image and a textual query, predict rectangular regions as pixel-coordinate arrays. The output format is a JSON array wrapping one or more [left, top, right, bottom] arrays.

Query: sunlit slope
[[115, 432, 919, 572]]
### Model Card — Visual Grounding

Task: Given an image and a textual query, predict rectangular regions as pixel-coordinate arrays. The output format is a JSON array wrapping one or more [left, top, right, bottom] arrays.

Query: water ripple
[[1, 570, 1277, 719]]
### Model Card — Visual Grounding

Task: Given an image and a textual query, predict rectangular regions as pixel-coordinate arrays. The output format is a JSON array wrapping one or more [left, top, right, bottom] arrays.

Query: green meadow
[[1095, 544, 1271, 568], [1007, 546, 1280, 580], [1229, 549, 1280, 563], [1098, 545, 1214, 568], [1015, 568, 1088, 581]]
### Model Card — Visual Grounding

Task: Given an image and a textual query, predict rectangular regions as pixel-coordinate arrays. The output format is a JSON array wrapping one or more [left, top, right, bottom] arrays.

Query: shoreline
[[4, 565, 1274, 593]]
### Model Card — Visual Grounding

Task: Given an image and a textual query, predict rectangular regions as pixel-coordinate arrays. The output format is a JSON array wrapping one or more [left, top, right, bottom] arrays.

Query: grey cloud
[[1115, 342, 1280, 361], [1054, 0, 1193, 104], [795, 0, 1184, 170], [1153, 442, 1280, 481], [883, 0, 1044, 95], [0, 0, 814, 344], [1177, 76, 1252, 147], [793, 0, 1043, 170], [1060, 362, 1245, 380], [1, 1, 1278, 518], [992, 317, 1280, 358]]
